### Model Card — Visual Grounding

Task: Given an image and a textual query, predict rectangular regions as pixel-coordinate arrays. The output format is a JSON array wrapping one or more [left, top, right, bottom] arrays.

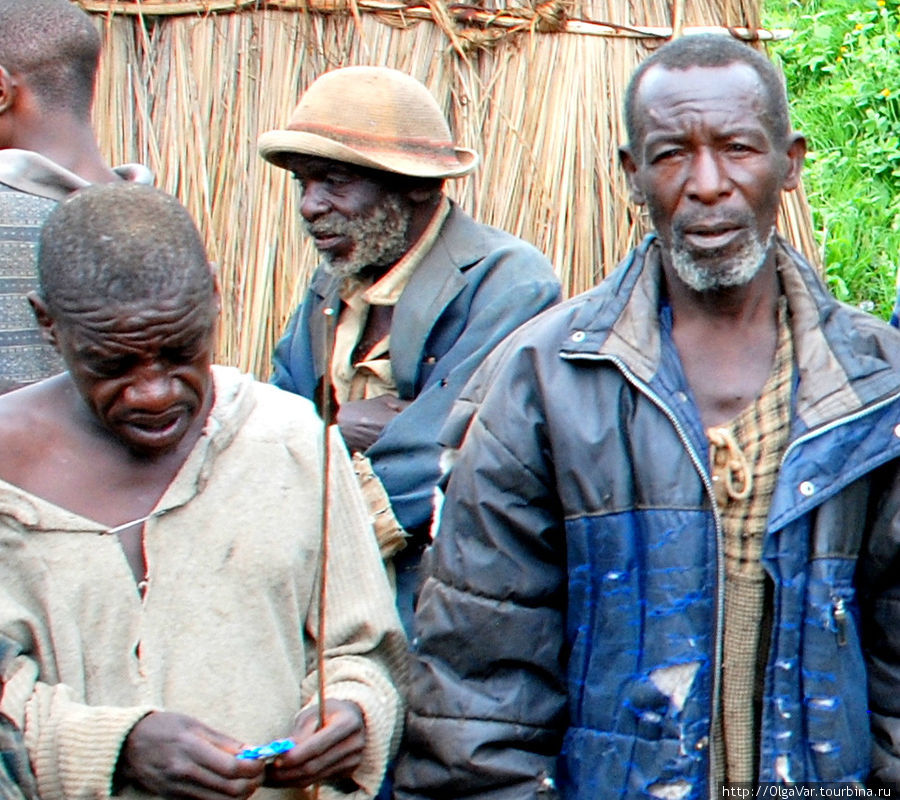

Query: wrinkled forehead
[[633, 62, 772, 143], [56, 292, 217, 350], [284, 155, 416, 194], [640, 62, 765, 105]]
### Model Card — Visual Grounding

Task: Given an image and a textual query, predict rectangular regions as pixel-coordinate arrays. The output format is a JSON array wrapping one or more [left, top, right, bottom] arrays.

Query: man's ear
[[0, 65, 17, 115], [208, 262, 222, 314], [618, 146, 646, 205], [781, 133, 808, 193], [27, 292, 59, 350], [405, 178, 444, 205]]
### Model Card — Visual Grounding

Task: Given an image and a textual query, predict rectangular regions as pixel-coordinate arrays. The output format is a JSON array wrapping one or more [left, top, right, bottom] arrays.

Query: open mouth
[[309, 232, 341, 249], [681, 224, 744, 251], [120, 410, 186, 445]]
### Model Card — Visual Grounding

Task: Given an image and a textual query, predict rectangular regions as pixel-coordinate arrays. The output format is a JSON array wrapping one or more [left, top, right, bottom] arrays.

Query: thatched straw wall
[[76, 0, 817, 379]]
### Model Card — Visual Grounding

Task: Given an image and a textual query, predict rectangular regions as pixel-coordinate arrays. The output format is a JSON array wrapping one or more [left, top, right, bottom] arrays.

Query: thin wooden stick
[[316, 306, 337, 733]]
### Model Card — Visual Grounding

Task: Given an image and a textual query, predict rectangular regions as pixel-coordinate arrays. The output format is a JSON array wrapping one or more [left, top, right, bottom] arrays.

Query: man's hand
[[117, 711, 265, 800], [264, 700, 365, 789], [336, 395, 411, 452]]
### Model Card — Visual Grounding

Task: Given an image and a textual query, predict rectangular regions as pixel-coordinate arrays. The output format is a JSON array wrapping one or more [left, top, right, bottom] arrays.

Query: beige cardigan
[[0, 366, 406, 800]]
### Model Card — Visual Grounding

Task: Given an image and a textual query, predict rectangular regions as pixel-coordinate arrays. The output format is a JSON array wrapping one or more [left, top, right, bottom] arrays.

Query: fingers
[[382, 396, 411, 413], [156, 760, 264, 800], [120, 712, 266, 800], [169, 739, 265, 799], [264, 733, 364, 788], [265, 701, 365, 788]]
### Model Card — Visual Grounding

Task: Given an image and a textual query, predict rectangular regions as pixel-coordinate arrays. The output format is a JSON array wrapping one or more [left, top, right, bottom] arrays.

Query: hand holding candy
[[118, 711, 265, 800], [237, 739, 296, 762], [263, 699, 365, 789]]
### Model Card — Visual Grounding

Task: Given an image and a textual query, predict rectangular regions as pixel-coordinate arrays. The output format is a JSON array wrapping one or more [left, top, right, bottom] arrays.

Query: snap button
[[571, 330, 586, 343], [799, 481, 815, 497], [695, 736, 709, 751], [894, 423, 900, 438]]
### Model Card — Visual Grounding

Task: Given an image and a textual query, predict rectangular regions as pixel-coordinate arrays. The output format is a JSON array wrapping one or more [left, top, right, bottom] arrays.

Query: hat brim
[[257, 129, 479, 179]]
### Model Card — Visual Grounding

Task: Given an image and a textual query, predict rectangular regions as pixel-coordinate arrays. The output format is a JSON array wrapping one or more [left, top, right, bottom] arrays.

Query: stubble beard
[[669, 223, 776, 293], [308, 193, 412, 281]]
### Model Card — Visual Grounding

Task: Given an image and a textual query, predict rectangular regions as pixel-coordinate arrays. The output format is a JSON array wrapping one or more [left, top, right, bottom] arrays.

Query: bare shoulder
[[0, 375, 73, 477]]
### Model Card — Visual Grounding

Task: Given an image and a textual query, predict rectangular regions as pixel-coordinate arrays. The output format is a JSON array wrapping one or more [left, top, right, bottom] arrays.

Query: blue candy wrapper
[[236, 738, 296, 761]]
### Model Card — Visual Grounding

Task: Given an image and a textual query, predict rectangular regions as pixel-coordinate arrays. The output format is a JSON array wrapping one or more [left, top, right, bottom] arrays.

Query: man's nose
[[123, 367, 177, 408], [686, 148, 731, 204], [299, 181, 330, 221]]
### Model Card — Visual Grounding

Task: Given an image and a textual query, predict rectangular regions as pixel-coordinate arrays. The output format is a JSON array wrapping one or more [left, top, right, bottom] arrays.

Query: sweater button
[[799, 481, 815, 497], [894, 423, 900, 438], [571, 330, 586, 343]]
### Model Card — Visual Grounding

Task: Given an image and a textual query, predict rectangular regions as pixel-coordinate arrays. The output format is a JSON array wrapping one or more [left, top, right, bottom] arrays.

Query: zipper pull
[[832, 596, 848, 647]]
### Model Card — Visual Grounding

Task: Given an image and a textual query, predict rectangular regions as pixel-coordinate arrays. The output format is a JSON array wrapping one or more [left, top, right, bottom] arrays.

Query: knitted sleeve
[[0, 622, 156, 800]]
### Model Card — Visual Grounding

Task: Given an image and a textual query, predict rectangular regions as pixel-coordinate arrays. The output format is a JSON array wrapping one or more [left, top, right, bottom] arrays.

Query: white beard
[[306, 193, 411, 280], [671, 227, 775, 293]]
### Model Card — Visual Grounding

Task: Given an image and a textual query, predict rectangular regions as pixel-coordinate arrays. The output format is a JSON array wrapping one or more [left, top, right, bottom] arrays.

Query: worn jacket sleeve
[[859, 461, 900, 790], [270, 286, 320, 398], [367, 246, 560, 536], [393, 342, 567, 799]]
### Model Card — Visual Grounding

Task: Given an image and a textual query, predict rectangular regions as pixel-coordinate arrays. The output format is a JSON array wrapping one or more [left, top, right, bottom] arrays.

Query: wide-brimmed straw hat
[[258, 66, 478, 179]]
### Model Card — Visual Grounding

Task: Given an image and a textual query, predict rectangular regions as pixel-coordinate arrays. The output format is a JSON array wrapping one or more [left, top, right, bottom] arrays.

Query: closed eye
[[84, 357, 135, 378], [650, 147, 683, 164]]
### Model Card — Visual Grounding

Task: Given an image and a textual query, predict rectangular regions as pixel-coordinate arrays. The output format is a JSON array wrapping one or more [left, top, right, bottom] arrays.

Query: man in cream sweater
[[0, 182, 405, 800]]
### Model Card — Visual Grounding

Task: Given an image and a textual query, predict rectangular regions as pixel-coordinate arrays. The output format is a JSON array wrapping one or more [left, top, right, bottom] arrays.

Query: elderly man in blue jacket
[[396, 35, 900, 799], [258, 66, 560, 632]]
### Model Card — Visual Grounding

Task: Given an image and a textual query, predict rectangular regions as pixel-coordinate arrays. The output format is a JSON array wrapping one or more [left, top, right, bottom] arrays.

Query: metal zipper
[[561, 349, 900, 787], [832, 596, 848, 647], [779, 389, 900, 472], [559, 350, 725, 776]]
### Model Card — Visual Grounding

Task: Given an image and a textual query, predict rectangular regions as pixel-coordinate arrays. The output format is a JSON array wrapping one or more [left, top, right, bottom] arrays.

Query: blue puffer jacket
[[395, 235, 900, 799]]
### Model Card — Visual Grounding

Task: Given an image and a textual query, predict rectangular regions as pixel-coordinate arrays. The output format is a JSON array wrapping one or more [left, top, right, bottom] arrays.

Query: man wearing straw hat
[[397, 34, 900, 798], [0, 183, 405, 800], [0, 0, 152, 394], [258, 65, 560, 633]]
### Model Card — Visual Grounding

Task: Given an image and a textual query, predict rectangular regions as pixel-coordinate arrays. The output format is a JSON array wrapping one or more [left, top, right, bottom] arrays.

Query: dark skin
[[339, 306, 410, 451], [286, 156, 439, 451], [619, 62, 807, 428], [0, 283, 366, 800], [0, 63, 123, 184]]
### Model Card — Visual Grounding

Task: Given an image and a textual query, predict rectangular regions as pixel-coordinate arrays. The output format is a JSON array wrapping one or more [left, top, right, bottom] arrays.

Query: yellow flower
[[837, 56, 844, 63], [856, 22, 865, 30], [879, 0, 886, 7], [882, 88, 892, 97]]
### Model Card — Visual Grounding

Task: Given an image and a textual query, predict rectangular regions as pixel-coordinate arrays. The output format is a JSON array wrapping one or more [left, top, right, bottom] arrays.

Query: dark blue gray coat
[[271, 201, 560, 540], [395, 235, 900, 799]]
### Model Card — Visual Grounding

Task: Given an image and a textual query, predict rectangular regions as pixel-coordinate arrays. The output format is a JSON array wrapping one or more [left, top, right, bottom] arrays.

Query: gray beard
[[670, 227, 775, 293], [308, 193, 412, 281]]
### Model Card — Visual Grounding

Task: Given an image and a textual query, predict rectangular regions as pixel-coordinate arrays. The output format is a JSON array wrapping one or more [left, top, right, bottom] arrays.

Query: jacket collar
[[560, 234, 900, 431], [0, 149, 153, 200], [306, 201, 482, 396]]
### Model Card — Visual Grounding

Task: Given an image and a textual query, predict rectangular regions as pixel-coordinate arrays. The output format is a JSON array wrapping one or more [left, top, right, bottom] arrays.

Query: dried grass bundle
[[82, 0, 815, 377]]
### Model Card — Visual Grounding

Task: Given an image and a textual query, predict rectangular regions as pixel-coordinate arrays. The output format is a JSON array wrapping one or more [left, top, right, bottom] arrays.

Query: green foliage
[[765, 0, 900, 318]]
